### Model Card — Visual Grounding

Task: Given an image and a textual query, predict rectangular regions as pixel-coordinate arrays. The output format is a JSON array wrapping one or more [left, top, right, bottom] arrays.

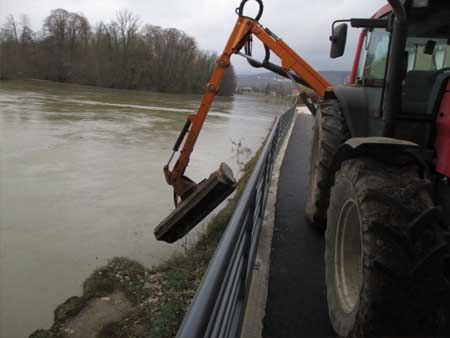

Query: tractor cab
[[328, 0, 450, 176]]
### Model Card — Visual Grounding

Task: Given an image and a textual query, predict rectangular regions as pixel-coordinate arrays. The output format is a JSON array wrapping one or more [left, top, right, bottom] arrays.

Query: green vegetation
[[0, 9, 236, 95], [29, 150, 260, 338]]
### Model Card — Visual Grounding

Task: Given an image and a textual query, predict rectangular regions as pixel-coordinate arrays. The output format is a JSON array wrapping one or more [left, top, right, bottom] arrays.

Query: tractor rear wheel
[[325, 158, 450, 337], [305, 99, 349, 229]]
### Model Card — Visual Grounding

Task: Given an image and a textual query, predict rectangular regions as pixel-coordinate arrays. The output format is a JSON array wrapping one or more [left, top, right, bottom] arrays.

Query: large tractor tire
[[325, 158, 450, 337], [305, 99, 350, 228]]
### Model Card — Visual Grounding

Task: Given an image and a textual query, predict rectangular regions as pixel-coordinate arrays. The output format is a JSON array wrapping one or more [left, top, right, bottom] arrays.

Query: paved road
[[263, 113, 335, 338]]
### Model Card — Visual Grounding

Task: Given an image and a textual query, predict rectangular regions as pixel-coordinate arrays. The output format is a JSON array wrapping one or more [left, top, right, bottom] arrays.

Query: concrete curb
[[239, 107, 307, 338]]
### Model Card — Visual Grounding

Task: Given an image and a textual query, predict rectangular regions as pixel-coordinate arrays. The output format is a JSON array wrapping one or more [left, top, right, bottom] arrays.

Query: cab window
[[355, 31, 369, 84], [363, 29, 391, 86], [405, 38, 450, 71]]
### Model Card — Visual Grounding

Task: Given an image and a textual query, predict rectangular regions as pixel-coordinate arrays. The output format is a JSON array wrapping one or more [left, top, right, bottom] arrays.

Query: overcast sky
[[0, 0, 387, 73]]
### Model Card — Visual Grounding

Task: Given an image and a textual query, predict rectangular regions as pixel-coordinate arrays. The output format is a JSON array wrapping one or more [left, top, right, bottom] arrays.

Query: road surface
[[263, 113, 335, 338]]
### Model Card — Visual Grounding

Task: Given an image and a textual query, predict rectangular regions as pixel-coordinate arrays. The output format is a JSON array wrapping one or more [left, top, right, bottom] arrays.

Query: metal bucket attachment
[[154, 163, 236, 243]]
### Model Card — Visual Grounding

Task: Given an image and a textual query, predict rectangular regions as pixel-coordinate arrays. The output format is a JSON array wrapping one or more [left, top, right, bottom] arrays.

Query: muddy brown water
[[0, 80, 293, 338]]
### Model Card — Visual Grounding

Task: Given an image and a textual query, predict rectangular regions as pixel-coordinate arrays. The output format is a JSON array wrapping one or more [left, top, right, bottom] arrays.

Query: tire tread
[[326, 158, 450, 337]]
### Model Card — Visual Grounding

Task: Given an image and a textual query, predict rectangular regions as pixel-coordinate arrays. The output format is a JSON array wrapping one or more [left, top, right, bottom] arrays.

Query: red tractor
[[306, 0, 450, 336]]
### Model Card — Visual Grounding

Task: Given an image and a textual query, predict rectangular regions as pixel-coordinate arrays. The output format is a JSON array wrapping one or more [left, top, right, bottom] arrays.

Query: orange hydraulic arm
[[164, 1, 331, 203]]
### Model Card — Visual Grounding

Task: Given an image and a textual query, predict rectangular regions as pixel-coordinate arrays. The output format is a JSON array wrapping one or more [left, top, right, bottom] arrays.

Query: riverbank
[[29, 150, 260, 338]]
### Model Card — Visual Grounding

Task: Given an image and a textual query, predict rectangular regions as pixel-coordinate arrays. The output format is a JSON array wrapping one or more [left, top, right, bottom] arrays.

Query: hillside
[[237, 70, 350, 94]]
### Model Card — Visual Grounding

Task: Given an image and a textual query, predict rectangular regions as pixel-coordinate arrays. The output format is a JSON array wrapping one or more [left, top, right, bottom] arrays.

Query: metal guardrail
[[176, 104, 297, 338]]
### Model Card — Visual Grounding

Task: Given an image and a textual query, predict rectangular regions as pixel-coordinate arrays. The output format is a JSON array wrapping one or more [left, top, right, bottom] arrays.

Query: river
[[0, 80, 293, 338]]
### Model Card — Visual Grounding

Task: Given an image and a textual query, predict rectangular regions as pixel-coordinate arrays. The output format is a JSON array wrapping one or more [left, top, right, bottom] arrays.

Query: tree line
[[0, 9, 236, 95]]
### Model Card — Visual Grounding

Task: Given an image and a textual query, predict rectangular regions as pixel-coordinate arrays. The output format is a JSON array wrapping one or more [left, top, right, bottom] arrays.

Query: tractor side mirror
[[330, 23, 348, 59]]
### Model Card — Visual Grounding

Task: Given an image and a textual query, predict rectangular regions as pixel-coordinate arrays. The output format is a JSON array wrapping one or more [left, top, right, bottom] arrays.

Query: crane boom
[[164, 15, 330, 200], [156, 0, 330, 243]]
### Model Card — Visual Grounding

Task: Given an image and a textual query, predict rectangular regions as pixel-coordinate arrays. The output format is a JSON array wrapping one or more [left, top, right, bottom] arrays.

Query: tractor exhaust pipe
[[382, 0, 407, 137]]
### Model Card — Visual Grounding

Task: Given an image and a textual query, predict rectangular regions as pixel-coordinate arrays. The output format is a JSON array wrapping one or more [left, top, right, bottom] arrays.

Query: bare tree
[[0, 16, 21, 78], [113, 10, 140, 87], [0, 15, 20, 44], [43, 9, 70, 80]]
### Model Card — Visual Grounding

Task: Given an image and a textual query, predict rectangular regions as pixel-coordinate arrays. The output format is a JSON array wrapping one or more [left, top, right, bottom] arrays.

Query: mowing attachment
[[155, 163, 236, 243]]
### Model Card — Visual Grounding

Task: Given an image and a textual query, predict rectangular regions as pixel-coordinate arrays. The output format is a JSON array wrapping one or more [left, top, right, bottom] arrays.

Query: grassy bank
[[30, 151, 260, 338]]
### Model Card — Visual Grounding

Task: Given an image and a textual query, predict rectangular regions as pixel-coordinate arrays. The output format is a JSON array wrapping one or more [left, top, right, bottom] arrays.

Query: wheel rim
[[335, 199, 363, 314]]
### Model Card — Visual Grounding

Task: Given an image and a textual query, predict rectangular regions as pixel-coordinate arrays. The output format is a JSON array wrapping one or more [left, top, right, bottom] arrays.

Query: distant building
[[236, 86, 254, 94]]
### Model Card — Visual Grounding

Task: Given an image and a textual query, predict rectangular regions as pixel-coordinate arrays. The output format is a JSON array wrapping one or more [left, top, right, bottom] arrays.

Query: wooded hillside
[[0, 9, 236, 95]]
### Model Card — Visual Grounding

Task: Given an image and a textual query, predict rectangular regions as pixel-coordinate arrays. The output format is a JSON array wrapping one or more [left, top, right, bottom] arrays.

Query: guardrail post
[[241, 190, 256, 296]]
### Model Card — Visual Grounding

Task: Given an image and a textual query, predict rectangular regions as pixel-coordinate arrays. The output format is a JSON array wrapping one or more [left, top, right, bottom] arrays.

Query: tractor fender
[[330, 137, 431, 178], [327, 86, 370, 137], [328, 86, 385, 138]]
